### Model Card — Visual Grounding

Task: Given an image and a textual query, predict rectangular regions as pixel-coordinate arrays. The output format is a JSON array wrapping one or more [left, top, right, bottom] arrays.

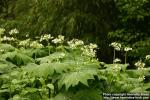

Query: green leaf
[[50, 93, 72, 100], [72, 89, 102, 100], [27, 63, 54, 78], [31, 48, 49, 58], [47, 84, 54, 90], [58, 69, 97, 90], [0, 44, 15, 52], [37, 52, 66, 63], [130, 87, 149, 93], [25, 62, 72, 78], [1, 51, 34, 66]]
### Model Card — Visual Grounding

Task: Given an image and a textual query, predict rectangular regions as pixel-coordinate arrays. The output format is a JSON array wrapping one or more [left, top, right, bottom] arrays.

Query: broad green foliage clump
[[0, 29, 150, 100]]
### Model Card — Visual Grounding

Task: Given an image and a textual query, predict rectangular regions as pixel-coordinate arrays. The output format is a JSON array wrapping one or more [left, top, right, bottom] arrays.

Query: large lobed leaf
[[58, 69, 98, 90], [1, 51, 34, 66], [25, 62, 73, 78], [37, 52, 66, 63], [0, 44, 15, 52]]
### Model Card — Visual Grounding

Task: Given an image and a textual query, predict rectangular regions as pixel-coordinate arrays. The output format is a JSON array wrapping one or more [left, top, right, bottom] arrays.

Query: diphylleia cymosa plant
[[9, 28, 19, 35], [110, 42, 121, 63], [2, 36, 15, 44], [135, 60, 145, 90], [124, 47, 132, 64], [113, 58, 121, 63], [40, 34, 54, 42], [9, 28, 19, 42], [40, 34, 54, 55], [52, 35, 64, 44], [19, 39, 31, 48], [67, 39, 84, 49], [145, 55, 150, 60], [81, 43, 98, 58], [112, 64, 121, 72], [30, 41, 44, 59], [30, 41, 44, 49]]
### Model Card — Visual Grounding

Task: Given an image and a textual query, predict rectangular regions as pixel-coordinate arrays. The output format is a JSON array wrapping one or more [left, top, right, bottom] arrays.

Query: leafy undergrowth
[[0, 31, 149, 100]]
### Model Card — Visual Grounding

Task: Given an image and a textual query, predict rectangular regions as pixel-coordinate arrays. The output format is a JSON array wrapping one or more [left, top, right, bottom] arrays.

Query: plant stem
[[35, 51, 37, 59], [0, 35, 1, 44], [113, 49, 115, 64], [48, 43, 50, 55], [125, 51, 127, 64], [9, 65, 12, 99], [141, 70, 144, 91]]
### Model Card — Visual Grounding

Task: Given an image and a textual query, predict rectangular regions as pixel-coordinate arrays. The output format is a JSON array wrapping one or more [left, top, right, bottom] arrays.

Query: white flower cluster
[[9, 28, 19, 35], [40, 34, 53, 42], [2, 36, 15, 41], [110, 42, 121, 51], [138, 76, 145, 82], [52, 35, 64, 44], [81, 43, 97, 57], [113, 64, 121, 72], [135, 60, 145, 70], [135, 60, 145, 82], [0, 28, 5, 35], [89, 43, 98, 49], [145, 55, 150, 60], [113, 58, 121, 63], [124, 47, 132, 52], [67, 39, 84, 48], [30, 41, 43, 48], [19, 39, 30, 47]]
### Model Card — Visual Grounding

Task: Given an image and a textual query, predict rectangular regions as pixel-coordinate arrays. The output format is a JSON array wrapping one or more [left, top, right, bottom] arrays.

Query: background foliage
[[0, 0, 150, 63]]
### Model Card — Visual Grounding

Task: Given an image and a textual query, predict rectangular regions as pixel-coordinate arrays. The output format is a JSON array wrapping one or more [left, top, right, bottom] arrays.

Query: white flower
[[89, 43, 98, 49], [9, 28, 19, 35], [113, 64, 121, 71], [58, 35, 64, 40], [40, 34, 54, 42], [19, 39, 30, 47], [138, 76, 145, 82], [113, 58, 121, 63], [0, 28, 5, 35], [145, 55, 150, 60], [30, 41, 43, 48], [2, 36, 12, 41], [52, 38, 62, 44], [67, 39, 84, 48], [124, 47, 132, 52], [52, 35, 64, 44], [110, 42, 121, 51], [75, 40, 84, 46], [81, 44, 97, 57], [10, 37, 15, 41], [3, 36, 7, 41], [135, 60, 145, 68]]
